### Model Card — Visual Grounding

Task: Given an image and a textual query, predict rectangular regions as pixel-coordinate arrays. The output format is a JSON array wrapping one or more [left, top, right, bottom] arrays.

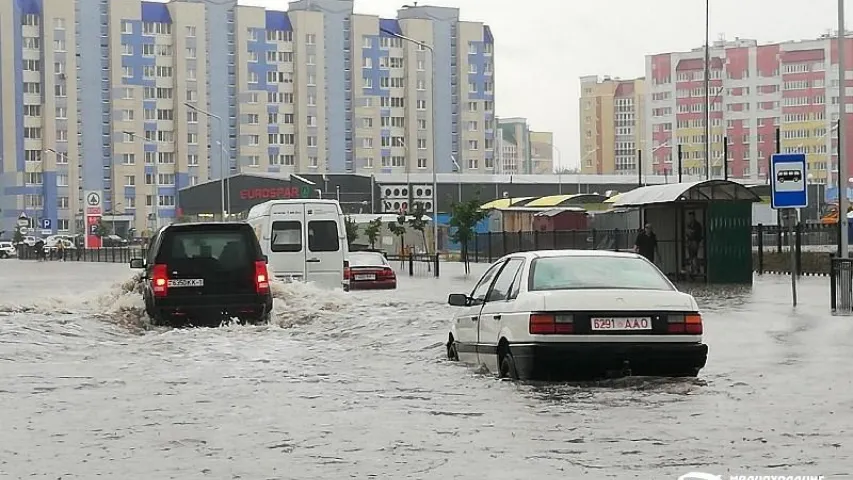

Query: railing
[[16, 246, 143, 263], [829, 256, 853, 315], [385, 253, 440, 278], [466, 223, 843, 277]]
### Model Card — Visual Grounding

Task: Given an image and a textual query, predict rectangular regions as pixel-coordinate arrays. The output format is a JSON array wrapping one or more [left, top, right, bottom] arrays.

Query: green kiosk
[[611, 180, 760, 284]]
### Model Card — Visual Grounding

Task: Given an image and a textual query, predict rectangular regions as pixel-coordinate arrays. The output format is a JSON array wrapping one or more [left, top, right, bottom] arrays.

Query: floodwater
[[0, 260, 851, 479]]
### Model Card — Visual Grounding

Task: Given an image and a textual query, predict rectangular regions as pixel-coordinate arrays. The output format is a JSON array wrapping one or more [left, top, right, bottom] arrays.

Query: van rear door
[[305, 204, 345, 289], [268, 202, 307, 281]]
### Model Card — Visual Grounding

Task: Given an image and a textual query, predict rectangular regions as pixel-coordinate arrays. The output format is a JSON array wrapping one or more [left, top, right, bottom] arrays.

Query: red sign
[[239, 186, 311, 201], [86, 215, 102, 248]]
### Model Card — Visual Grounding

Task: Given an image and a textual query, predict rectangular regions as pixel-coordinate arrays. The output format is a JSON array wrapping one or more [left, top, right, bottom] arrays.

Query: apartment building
[[0, 0, 494, 237], [578, 75, 646, 175], [495, 117, 554, 174], [645, 35, 853, 183]]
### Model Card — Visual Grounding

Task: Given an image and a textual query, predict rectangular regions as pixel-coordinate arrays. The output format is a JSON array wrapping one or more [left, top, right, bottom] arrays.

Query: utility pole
[[704, 0, 711, 179], [838, 0, 849, 258]]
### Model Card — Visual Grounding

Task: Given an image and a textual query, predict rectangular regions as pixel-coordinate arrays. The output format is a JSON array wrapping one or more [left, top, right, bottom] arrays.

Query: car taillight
[[379, 267, 395, 279], [255, 260, 270, 294], [152, 263, 168, 297], [343, 260, 351, 280], [667, 313, 703, 334], [529, 313, 574, 335]]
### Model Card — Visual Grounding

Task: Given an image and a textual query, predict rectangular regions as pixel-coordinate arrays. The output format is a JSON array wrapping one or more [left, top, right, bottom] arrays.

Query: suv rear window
[[156, 227, 258, 267]]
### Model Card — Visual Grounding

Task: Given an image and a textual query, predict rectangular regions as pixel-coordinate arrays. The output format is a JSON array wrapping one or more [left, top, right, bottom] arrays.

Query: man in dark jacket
[[634, 223, 658, 263]]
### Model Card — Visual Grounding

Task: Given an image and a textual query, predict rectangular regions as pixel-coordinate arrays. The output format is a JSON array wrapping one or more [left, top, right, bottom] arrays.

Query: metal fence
[[830, 257, 853, 315], [466, 223, 843, 277], [16, 246, 143, 263], [385, 254, 440, 278]]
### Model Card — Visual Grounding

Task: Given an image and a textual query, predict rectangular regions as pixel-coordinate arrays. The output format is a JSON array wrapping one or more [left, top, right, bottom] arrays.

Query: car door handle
[[492, 315, 501, 320], [306, 258, 320, 263]]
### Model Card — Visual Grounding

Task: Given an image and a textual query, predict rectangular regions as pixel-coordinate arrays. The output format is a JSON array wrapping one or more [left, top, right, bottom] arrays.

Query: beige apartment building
[[578, 75, 647, 175], [495, 117, 554, 174]]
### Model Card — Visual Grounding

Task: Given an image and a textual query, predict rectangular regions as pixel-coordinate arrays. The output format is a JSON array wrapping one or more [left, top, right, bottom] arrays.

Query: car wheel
[[446, 338, 459, 361], [0, 252, 6, 259], [499, 351, 519, 380]]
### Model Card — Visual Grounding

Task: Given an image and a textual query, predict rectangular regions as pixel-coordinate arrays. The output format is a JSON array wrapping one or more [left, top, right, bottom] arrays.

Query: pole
[[704, 0, 711, 180], [723, 136, 729, 181], [775, 126, 782, 230], [788, 209, 798, 306], [370, 174, 375, 214], [185, 102, 227, 220], [677, 144, 683, 183], [838, 0, 850, 259], [430, 46, 438, 256], [636, 149, 642, 187]]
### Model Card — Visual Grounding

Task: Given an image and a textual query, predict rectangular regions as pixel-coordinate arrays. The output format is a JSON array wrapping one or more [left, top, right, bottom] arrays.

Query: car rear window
[[528, 255, 674, 291], [308, 220, 340, 252], [271, 221, 302, 252], [349, 252, 387, 266], [156, 227, 257, 267]]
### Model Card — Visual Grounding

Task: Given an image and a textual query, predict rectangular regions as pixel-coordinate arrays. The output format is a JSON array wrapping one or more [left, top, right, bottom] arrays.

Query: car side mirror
[[129, 258, 145, 269], [447, 293, 470, 307]]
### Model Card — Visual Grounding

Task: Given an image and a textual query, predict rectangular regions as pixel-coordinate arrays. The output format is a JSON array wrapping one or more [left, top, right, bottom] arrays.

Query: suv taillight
[[343, 260, 351, 280], [667, 313, 702, 334], [152, 264, 169, 297], [255, 260, 270, 294], [528, 313, 574, 335]]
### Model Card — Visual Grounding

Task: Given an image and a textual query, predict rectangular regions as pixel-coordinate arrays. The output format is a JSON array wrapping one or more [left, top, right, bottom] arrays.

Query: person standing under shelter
[[633, 223, 658, 263], [685, 211, 703, 275]]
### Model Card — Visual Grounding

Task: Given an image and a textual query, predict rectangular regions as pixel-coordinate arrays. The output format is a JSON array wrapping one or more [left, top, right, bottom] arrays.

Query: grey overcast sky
[[217, 0, 852, 169]]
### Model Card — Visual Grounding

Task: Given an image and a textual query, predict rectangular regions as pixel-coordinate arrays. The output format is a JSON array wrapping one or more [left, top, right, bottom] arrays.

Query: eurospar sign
[[239, 186, 314, 201]]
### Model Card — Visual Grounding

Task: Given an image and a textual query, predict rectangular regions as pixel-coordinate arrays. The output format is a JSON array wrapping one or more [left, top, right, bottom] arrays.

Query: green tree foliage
[[364, 217, 382, 249], [344, 216, 359, 247], [407, 202, 429, 253], [387, 212, 407, 258], [94, 219, 110, 238], [12, 228, 23, 245], [449, 192, 490, 274]]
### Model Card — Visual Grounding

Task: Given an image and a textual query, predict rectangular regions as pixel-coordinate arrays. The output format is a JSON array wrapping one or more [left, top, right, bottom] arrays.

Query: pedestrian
[[57, 240, 66, 261], [633, 223, 659, 263], [685, 211, 703, 275], [34, 239, 45, 261]]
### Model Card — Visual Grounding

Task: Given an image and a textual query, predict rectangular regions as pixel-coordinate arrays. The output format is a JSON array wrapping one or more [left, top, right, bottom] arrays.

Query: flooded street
[[1, 261, 851, 479]]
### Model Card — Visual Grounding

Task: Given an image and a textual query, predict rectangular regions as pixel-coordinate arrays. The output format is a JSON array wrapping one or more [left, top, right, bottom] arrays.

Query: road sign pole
[[770, 153, 807, 307]]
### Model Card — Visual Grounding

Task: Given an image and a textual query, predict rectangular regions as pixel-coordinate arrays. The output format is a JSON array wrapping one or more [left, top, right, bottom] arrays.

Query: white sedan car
[[445, 250, 708, 380]]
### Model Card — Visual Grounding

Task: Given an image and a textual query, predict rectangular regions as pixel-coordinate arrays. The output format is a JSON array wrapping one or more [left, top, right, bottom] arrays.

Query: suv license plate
[[168, 279, 204, 287], [591, 317, 651, 331]]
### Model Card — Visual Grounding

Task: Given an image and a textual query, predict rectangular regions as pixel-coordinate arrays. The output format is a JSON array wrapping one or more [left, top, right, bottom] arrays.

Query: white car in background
[[445, 250, 708, 381], [0, 241, 15, 258]]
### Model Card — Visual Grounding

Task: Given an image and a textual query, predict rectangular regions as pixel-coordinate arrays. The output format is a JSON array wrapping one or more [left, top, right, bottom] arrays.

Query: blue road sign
[[770, 153, 808, 209], [41, 218, 51, 229]]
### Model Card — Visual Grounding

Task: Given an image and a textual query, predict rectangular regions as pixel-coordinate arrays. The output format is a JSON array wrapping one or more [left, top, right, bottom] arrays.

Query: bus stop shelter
[[611, 179, 760, 283]]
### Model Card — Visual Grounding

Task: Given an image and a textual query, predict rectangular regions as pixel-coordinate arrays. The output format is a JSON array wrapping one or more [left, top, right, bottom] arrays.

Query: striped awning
[[524, 194, 578, 207], [480, 197, 534, 209]]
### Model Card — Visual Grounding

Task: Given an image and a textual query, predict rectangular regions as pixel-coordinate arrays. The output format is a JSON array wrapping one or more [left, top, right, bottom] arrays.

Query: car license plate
[[167, 278, 204, 288], [354, 274, 376, 281], [590, 317, 652, 331]]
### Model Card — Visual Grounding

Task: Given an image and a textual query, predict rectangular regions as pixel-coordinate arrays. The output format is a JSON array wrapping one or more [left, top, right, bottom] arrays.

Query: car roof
[[502, 249, 643, 261], [161, 221, 250, 231]]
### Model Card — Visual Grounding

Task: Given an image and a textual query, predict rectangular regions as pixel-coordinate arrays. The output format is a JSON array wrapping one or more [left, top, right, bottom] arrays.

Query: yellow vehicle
[[820, 203, 853, 225]]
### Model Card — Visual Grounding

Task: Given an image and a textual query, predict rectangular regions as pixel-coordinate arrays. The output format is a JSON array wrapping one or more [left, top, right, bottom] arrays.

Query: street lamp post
[[123, 131, 160, 231], [837, 0, 849, 259], [552, 145, 563, 194], [577, 148, 598, 194], [185, 102, 228, 220], [380, 26, 439, 256], [703, 0, 711, 180], [451, 154, 462, 202]]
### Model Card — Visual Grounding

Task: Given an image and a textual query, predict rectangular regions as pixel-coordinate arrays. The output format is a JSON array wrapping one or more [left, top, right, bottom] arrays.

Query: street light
[[577, 148, 598, 194], [123, 131, 160, 230], [379, 25, 439, 256], [552, 145, 564, 194], [450, 154, 462, 202], [184, 102, 228, 220]]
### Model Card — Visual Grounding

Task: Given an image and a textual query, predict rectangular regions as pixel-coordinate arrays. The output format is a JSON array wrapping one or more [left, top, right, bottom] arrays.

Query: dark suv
[[130, 222, 274, 327]]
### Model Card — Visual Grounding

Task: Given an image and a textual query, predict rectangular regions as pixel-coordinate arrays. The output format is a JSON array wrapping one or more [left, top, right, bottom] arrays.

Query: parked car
[[445, 250, 708, 381], [346, 251, 397, 290], [0, 241, 16, 258]]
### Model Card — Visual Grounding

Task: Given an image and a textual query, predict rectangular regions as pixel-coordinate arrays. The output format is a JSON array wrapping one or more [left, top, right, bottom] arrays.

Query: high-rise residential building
[[578, 75, 646, 175], [0, 0, 494, 237], [645, 35, 853, 183], [495, 117, 554, 174]]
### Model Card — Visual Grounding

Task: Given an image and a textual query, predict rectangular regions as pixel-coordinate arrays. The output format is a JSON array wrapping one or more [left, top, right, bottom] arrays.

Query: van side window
[[271, 221, 302, 252], [308, 220, 340, 252]]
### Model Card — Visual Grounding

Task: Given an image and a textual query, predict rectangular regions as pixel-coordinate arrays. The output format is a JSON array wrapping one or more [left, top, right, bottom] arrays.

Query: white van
[[246, 199, 349, 290]]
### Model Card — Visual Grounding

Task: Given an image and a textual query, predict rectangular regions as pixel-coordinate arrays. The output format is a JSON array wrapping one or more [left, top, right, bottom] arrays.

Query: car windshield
[[528, 255, 674, 291], [349, 252, 387, 267]]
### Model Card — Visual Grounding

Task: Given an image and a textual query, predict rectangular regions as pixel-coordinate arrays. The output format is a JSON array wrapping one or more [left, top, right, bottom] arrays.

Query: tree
[[449, 192, 490, 274], [344, 216, 359, 247], [94, 219, 109, 238], [407, 202, 429, 254], [12, 228, 23, 245], [364, 217, 382, 249], [387, 212, 407, 258]]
